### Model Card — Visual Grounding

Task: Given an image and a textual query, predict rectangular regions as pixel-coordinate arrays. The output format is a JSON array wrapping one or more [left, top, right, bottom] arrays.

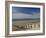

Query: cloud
[[12, 12, 40, 19]]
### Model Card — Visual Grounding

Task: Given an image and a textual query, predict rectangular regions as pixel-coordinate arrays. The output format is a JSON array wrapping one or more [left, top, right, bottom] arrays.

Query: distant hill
[[12, 18, 40, 21]]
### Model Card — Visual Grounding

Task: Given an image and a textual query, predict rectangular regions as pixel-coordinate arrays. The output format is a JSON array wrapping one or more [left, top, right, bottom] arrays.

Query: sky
[[12, 7, 40, 19]]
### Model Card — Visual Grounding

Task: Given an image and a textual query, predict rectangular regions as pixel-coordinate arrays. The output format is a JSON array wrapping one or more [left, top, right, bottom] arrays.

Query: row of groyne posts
[[24, 22, 40, 30]]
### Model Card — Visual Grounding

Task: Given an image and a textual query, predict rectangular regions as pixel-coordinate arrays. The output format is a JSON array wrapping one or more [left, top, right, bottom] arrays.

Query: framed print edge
[[5, 1, 45, 37], [5, 1, 9, 37]]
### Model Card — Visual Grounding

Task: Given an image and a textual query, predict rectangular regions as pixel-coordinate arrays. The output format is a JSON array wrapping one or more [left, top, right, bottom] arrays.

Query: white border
[[9, 4, 43, 34]]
